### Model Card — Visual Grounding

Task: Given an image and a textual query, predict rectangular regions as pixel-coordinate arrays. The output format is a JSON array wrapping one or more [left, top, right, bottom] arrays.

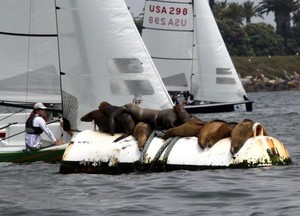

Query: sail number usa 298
[[143, 2, 193, 31]]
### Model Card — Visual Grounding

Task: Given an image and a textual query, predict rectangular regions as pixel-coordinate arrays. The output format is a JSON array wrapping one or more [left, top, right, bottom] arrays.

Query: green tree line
[[132, 0, 300, 57]]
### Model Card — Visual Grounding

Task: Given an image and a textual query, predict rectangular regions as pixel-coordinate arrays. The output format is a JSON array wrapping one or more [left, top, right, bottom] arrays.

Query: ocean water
[[0, 91, 299, 216]]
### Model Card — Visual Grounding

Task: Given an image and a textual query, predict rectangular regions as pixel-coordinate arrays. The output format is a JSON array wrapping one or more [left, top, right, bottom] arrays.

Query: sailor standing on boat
[[25, 102, 64, 151]]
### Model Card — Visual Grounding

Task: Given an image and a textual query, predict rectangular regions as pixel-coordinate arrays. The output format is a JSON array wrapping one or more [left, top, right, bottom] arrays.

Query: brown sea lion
[[123, 103, 177, 130], [156, 108, 178, 129], [81, 109, 122, 133], [173, 104, 203, 124], [230, 119, 269, 155], [203, 121, 238, 148], [132, 122, 153, 151], [98, 101, 136, 142], [163, 120, 205, 140], [197, 120, 231, 149]]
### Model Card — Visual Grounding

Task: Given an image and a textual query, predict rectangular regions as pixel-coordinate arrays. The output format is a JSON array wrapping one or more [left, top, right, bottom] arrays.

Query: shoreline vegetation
[[232, 56, 300, 92]]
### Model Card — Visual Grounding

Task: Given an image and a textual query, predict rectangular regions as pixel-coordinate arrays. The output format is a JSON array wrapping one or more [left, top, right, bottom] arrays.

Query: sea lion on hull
[[123, 103, 177, 130], [163, 120, 205, 140], [80, 109, 122, 133], [199, 121, 238, 149], [197, 120, 234, 149], [230, 119, 269, 155], [173, 104, 203, 124], [98, 101, 136, 142], [132, 122, 153, 151], [156, 108, 178, 129]]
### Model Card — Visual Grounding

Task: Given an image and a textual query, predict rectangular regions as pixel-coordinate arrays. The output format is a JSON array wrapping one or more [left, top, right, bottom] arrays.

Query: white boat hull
[[60, 130, 291, 174]]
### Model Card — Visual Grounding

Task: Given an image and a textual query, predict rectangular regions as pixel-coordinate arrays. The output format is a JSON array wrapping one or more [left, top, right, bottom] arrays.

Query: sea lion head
[[81, 110, 98, 122], [124, 103, 141, 112], [98, 101, 111, 110], [230, 119, 255, 155]]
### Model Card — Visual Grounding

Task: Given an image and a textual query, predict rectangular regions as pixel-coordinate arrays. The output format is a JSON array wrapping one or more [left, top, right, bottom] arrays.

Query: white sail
[[142, 0, 248, 103], [56, 0, 173, 130], [0, 0, 61, 104], [0, 0, 173, 131]]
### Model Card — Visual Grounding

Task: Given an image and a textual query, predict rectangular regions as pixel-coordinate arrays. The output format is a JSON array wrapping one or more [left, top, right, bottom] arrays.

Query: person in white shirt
[[25, 102, 64, 151]]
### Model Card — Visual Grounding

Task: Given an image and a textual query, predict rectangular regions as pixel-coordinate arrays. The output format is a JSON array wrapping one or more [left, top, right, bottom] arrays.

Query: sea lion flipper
[[109, 115, 115, 136], [109, 108, 126, 136], [113, 132, 131, 143]]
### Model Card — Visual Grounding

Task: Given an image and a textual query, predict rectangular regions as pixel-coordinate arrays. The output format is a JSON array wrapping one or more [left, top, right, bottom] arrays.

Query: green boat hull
[[0, 147, 66, 163]]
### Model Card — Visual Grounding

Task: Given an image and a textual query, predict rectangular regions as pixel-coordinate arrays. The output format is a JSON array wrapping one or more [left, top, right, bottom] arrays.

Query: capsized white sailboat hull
[[59, 129, 291, 174]]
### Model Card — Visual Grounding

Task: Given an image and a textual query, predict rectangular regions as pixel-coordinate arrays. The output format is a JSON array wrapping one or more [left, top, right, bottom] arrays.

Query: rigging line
[[0, 122, 17, 130], [25, 0, 33, 106], [0, 102, 62, 113], [0, 108, 25, 122], [0, 31, 58, 37], [54, 1, 64, 122], [190, 0, 195, 93], [0, 119, 60, 141]]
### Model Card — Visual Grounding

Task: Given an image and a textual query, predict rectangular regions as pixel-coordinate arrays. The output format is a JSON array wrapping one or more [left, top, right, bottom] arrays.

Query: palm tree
[[242, 1, 263, 24], [258, 0, 300, 46], [293, 9, 300, 26], [223, 2, 245, 25], [214, 1, 228, 20]]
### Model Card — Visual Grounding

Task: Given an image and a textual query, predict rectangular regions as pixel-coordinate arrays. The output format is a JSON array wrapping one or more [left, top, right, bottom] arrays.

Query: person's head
[[33, 102, 47, 117]]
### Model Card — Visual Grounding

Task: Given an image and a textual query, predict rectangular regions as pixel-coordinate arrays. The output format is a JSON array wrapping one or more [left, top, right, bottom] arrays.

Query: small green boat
[[0, 144, 67, 163], [0, 117, 70, 163]]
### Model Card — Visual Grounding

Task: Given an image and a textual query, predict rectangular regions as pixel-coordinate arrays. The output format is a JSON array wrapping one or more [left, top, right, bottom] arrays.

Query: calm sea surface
[[0, 91, 299, 216]]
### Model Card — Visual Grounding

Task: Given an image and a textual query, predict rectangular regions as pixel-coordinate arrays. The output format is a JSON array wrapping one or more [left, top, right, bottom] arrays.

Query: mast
[[54, 0, 64, 115], [190, 0, 195, 94]]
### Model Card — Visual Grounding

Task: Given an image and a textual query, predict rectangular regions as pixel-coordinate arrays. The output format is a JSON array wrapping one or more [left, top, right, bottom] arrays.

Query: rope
[[138, 129, 180, 171], [0, 122, 17, 130], [0, 119, 60, 141], [139, 130, 167, 163], [0, 108, 25, 122], [139, 129, 158, 163], [147, 136, 179, 171], [162, 136, 181, 164]]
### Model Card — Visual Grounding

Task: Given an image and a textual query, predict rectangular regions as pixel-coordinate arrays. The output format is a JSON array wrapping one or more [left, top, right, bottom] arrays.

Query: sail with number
[[142, 0, 251, 112]]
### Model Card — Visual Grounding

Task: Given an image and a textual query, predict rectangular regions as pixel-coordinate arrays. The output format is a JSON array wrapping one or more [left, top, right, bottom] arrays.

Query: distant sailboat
[[142, 0, 253, 113]]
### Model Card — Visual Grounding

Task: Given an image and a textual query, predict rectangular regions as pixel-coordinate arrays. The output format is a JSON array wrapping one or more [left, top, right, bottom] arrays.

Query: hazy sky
[[124, 0, 275, 26]]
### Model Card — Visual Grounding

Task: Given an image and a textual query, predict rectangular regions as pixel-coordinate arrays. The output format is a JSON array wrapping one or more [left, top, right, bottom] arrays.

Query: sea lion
[[230, 119, 269, 155], [123, 103, 177, 130], [163, 120, 205, 140], [81, 109, 122, 133], [201, 121, 238, 148], [98, 101, 136, 142], [132, 122, 153, 151], [197, 120, 230, 149], [173, 104, 204, 124], [156, 107, 178, 129]]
